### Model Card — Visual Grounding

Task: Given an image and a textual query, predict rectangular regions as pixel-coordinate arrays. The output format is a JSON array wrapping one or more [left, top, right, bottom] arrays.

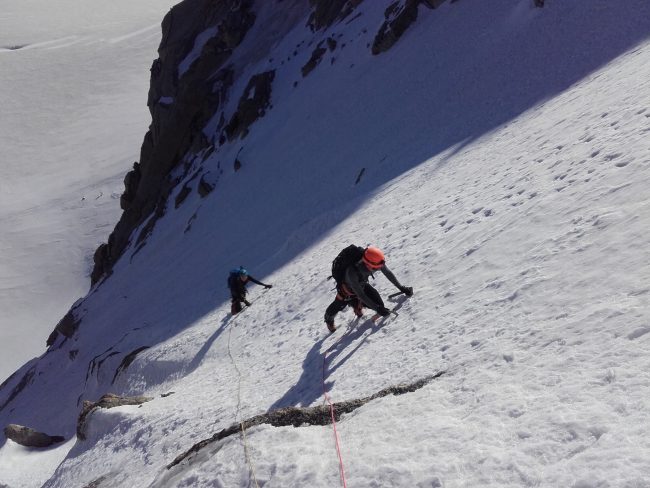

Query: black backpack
[[227, 272, 237, 289], [331, 245, 365, 283], [227, 269, 238, 288]]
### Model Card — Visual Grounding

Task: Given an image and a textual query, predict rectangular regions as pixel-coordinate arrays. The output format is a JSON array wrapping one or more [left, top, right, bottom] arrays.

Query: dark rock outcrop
[[90, 242, 111, 285], [85, 1, 307, 296], [51, 308, 80, 340], [0, 366, 35, 412], [302, 36, 337, 77], [90, 0, 254, 286], [174, 184, 192, 208], [354, 167, 365, 185], [47, 300, 84, 345], [111, 346, 150, 384], [233, 157, 242, 172], [77, 393, 153, 440], [302, 45, 327, 77], [168, 372, 444, 468], [4, 424, 64, 448], [307, 0, 364, 31], [198, 173, 216, 197], [120, 162, 142, 211], [223, 70, 275, 141], [82, 476, 107, 488], [372, 0, 446, 55]]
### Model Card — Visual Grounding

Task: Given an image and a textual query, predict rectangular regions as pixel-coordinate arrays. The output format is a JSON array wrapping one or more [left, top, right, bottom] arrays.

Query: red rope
[[322, 341, 348, 488]]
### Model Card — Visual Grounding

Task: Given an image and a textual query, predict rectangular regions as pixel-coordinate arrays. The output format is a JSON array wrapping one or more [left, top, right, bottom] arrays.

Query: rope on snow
[[322, 335, 349, 488], [226, 310, 261, 488]]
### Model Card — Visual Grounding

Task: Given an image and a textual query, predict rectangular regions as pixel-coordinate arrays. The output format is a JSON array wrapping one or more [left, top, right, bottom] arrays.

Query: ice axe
[[389, 286, 413, 299]]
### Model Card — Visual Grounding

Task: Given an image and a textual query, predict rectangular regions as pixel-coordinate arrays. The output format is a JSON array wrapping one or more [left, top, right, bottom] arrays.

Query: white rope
[[226, 315, 261, 488]]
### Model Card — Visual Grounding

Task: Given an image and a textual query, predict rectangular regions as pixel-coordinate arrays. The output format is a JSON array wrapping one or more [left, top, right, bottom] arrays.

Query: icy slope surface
[[1, 0, 649, 487]]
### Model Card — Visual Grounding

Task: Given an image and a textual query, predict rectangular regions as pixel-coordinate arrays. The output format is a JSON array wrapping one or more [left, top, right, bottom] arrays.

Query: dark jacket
[[228, 274, 267, 301], [343, 261, 404, 310]]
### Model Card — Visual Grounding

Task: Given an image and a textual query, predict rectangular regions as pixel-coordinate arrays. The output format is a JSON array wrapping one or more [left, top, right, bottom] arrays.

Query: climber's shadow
[[186, 314, 232, 373], [270, 295, 410, 411], [268, 336, 327, 411], [325, 295, 409, 376]]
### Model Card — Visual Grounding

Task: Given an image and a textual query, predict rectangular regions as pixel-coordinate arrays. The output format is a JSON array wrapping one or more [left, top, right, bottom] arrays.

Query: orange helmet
[[362, 246, 385, 269]]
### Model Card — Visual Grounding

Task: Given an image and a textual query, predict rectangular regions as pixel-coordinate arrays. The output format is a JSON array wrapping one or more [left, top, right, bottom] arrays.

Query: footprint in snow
[[508, 407, 524, 417], [603, 153, 623, 161], [465, 246, 479, 256], [627, 327, 650, 340]]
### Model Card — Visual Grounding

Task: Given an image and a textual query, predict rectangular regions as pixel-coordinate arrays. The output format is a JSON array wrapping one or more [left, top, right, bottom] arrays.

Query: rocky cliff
[[91, 0, 450, 288]]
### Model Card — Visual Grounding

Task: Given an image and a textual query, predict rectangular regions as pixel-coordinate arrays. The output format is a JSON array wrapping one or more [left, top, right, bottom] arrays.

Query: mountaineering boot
[[324, 311, 337, 333], [326, 319, 336, 333], [353, 302, 364, 318]]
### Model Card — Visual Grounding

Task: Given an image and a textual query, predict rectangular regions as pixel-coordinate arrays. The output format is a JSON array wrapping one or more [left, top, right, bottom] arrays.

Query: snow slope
[[0, 0, 178, 382], [1, 0, 650, 487]]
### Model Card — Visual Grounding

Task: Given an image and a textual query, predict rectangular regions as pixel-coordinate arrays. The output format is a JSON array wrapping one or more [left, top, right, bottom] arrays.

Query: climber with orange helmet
[[324, 246, 413, 332]]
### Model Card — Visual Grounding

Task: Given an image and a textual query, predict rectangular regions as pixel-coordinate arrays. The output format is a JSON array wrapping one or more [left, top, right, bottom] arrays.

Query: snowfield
[[1, 0, 649, 487], [0, 0, 178, 382]]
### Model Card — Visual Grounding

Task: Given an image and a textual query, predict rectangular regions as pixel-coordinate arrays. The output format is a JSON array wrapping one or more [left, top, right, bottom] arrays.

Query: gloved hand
[[400, 286, 413, 297], [377, 306, 391, 317], [264, 284, 273, 289]]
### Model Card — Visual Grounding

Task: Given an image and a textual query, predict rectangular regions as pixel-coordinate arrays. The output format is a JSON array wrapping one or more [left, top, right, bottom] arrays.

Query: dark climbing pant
[[324, 283, 384, 324], [231, 300, 243, 315]]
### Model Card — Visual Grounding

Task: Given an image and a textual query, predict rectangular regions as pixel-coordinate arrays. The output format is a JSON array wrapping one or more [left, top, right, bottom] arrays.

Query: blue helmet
[[228, 266, 248, 287]]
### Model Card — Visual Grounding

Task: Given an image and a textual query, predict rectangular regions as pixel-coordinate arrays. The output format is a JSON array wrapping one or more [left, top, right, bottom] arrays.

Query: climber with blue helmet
[[227, 266, 272, 315]]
